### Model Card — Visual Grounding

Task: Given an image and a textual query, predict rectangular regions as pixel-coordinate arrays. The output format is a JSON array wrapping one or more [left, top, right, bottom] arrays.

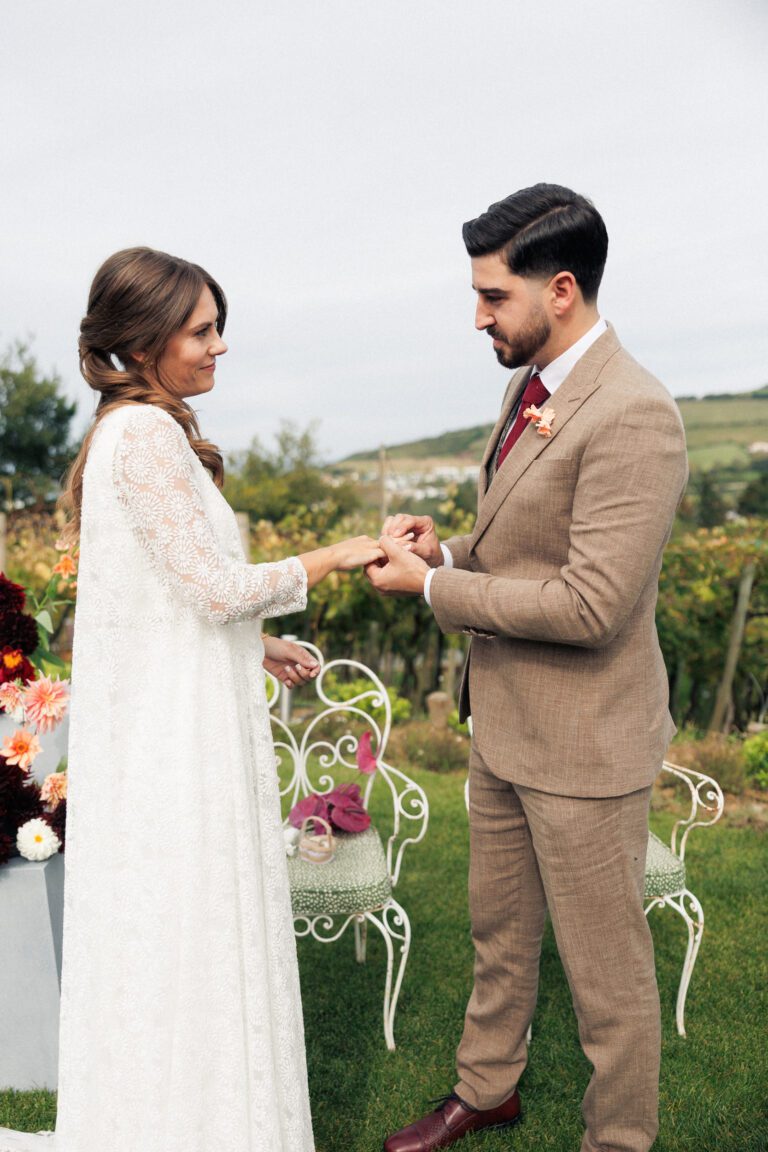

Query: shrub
[[389, 719, 470, 774], [669, 731, 747, 794], [743, 731, 768, 791], [447, 708, 469, 734], [320, 673, 411, 726]]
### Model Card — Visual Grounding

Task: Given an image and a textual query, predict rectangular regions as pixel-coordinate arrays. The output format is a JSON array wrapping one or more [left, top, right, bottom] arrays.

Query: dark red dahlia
[[0, 831, 15, 867], [0, 610, 40, 655], [0, 755, 43, 862], [44, 799, 67, 852], [0, 647, 36, 688], [0, 575, 26, 614]]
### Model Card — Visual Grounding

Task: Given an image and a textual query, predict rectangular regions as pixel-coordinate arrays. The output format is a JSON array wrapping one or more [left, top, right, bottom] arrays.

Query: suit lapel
[[478, 368, 530, 500], [471, 325, 621, 549]]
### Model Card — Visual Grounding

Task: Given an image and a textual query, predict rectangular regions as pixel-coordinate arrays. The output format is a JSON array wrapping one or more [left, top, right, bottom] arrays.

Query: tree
[[223, 423, 359, 528], [738, 471, 768, 518], [694, 472, 727, 528], [0, 343, 78, 508]]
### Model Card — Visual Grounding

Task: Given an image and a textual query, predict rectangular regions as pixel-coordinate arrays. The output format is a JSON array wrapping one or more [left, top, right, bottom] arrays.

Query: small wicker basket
[[298, 816, 336, 864]]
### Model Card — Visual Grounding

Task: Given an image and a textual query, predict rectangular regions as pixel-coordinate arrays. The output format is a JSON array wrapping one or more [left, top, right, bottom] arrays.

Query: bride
[[0, 247, 384, 1152]]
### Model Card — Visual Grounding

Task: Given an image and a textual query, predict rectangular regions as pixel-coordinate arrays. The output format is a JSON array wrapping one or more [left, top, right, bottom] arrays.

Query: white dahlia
[[16, 818, 61, 862]]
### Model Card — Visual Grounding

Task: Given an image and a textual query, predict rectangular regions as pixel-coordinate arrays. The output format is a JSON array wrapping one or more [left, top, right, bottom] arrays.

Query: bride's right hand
[[330, 535, 386, 571]]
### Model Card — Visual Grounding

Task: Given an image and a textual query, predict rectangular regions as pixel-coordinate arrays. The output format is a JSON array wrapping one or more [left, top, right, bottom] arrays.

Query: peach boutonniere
[[523, 403, 556, 438]]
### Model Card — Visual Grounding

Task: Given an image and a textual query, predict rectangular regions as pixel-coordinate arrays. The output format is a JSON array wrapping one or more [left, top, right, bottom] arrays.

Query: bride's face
[[156, 285, 227, 399]]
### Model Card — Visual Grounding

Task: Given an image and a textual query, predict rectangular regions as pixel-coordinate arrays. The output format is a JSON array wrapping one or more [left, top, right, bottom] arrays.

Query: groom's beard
[[489, 307, 551, 369]]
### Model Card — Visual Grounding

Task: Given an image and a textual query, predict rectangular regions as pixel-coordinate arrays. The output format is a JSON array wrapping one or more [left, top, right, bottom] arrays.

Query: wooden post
[[709, 561, 756, 732], [0, 511, 6, 573]]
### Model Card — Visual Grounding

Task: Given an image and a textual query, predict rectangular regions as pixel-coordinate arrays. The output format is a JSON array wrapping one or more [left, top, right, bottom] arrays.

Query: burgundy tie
[[496, 373, 550, 469]]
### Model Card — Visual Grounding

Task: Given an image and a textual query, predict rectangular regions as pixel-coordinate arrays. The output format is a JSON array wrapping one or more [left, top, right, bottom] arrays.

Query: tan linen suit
[[429, 325, 688, 1152]]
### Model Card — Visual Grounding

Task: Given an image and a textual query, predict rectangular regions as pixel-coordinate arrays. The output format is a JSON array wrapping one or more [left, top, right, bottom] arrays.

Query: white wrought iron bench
[[463, 752, 724, 1037], [266, 641, 429, 1051]]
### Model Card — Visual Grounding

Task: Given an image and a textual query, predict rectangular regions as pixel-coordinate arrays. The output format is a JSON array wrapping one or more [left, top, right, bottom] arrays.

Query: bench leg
[[673, 888, 704, 1038], [645, 889, 704, 1037], [354, 915, 368, 963], [364, 898, 411, 1051]]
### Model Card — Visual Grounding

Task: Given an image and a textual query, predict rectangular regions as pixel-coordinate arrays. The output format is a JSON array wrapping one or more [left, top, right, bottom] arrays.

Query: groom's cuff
[[423, 544, 454, 607]]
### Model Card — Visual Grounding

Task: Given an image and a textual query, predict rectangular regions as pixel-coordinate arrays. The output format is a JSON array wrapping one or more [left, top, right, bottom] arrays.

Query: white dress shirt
[[423, 317, 607, 605]]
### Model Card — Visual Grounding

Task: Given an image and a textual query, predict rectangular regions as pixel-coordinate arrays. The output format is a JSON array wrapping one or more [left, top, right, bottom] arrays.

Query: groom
[[366, 184, 688, 1152]]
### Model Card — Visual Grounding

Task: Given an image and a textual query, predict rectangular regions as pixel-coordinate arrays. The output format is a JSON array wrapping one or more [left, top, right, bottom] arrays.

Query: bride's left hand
[[262, 636, 320, 689]]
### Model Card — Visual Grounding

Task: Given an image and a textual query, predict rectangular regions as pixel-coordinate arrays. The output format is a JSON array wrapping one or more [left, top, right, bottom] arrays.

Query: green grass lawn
[[2, 767, 767, 1151]]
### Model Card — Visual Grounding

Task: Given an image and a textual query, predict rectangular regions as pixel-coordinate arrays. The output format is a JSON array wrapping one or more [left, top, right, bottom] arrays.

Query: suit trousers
[[455, 744, 661, 1152]]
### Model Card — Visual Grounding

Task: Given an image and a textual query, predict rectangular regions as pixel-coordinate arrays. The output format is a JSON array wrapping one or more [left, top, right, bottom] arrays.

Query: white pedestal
[[0, 854, 64, 1090]]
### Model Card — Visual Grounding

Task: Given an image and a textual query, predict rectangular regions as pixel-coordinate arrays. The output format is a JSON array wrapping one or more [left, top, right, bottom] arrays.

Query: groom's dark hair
[[463, 183, 608, 302]]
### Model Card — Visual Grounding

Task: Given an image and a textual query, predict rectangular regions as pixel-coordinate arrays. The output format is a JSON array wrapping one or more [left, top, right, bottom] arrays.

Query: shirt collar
[[535, 316, 608, 394]]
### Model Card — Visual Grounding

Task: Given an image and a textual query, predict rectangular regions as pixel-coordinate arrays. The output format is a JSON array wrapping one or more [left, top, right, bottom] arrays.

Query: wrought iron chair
[[267, 641, 429, 1051], [644, 760, 724, 1036], [463, 747, 724, 1037]]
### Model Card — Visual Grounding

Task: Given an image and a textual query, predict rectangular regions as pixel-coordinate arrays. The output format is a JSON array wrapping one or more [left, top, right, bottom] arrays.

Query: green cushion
[[288, 826, 393, 917], [644, 831, 686, 899]]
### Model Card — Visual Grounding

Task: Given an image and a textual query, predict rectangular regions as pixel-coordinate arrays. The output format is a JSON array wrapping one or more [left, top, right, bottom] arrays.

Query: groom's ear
[[549, 271, 578, 316]]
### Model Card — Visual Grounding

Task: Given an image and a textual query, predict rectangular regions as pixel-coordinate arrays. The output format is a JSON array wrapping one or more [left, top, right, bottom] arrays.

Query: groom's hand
[[365, 535, 429, 596], [381, 513, 443, 568]]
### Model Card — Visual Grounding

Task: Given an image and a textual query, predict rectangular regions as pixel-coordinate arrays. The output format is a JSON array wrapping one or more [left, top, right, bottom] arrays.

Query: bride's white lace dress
[[1, 405, 315, 1152]]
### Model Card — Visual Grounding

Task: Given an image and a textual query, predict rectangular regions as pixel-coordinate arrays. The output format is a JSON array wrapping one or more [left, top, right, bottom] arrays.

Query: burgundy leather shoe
[[383, 1090, 521, 1152]]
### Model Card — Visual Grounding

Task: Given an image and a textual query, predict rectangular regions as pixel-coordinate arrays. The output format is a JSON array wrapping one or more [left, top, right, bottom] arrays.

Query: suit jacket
[[429, 325, 688, 798]]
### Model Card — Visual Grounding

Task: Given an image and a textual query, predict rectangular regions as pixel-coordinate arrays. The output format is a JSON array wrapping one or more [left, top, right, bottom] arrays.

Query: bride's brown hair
[[59, 246, 227, 543]]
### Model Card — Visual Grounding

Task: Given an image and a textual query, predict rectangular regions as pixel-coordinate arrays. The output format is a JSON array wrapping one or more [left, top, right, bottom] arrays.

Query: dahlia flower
[[40, 771, 68, 810], [0, 575, 26, 613], [0, 647, 35, 686], [0, 680, 26, 722], [1, 729, 42, 771], [23, 675, 70, 734], [0, 610, 40, 655], [16, 818, 61, 862]]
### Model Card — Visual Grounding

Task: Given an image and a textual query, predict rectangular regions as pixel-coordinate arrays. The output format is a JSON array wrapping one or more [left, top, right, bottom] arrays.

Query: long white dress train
[[1, 404, 315, 1151]]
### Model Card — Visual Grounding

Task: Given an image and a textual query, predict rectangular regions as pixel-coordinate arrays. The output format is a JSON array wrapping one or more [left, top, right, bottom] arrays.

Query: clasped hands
[[265, 515, 441, 688], [364, 513, 443, 597]]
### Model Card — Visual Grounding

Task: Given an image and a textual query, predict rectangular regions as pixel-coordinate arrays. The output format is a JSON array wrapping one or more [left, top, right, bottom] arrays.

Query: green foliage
[[738, 471, 768, 517], [0, 343, 78, 508], [743, 731, 768, 790], [693, 471, 727, 528], [388, 719, 470, 774], [320, 672, 412, 726], [224, 423, 359, 528], [447, 708, 468, 734], [670, 731, 747, 794], [657, 523, 768, 730]]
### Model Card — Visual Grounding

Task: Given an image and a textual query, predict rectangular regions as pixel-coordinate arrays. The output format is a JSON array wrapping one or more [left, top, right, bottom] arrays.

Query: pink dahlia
[[1, 729, 42, 771], [0, 680, 25, 721], [23, 676, 70, 734], [40, 771, 68, 810]]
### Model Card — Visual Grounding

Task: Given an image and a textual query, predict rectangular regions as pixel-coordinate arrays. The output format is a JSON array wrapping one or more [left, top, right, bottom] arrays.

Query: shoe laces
[[427, 1093, 478, 1114]]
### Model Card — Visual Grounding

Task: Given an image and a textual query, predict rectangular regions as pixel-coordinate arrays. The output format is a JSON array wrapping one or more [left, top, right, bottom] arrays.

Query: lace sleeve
[[112, 408, 307, 624]]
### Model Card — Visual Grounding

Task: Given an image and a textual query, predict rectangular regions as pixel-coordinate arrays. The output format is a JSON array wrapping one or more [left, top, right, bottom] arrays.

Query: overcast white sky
[[2, 0, 767, 460]]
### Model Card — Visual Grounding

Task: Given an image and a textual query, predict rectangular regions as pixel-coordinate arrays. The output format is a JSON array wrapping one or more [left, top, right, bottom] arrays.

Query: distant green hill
[[339, 388, 768, 470]]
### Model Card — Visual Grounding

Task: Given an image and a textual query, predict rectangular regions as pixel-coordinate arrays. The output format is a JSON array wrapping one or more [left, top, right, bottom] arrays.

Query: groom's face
[[471, 252, 551, 369]]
